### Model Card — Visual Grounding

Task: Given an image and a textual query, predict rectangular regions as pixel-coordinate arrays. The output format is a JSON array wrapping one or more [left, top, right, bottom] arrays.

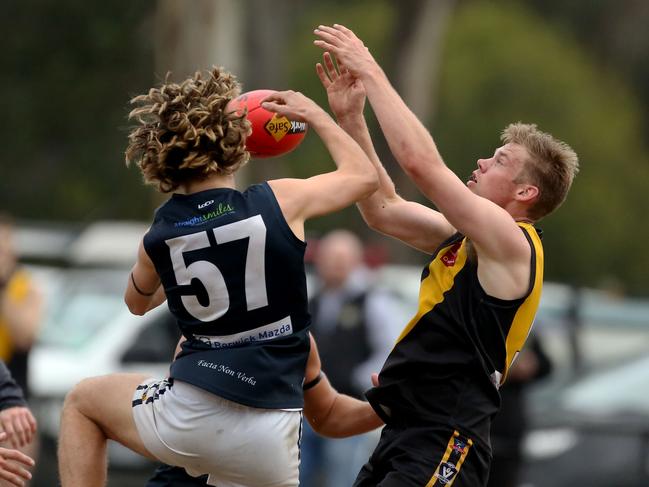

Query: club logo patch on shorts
[[427, 431, 473, 487], [434, 462, 457, 484]]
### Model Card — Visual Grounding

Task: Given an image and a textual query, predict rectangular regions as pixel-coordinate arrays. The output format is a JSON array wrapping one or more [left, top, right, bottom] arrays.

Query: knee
[[62, 377, 99, 416]]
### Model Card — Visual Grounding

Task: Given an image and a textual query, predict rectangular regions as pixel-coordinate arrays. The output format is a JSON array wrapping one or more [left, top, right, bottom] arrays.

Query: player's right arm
[[261, 91, 378, 240], [303, 334, 383, 438], [315, 53, 455, 253], [124, 239, 166, 316]]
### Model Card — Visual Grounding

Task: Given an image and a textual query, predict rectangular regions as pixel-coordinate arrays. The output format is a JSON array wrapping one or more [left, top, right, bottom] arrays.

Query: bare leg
[[58, 373, 157, 487]]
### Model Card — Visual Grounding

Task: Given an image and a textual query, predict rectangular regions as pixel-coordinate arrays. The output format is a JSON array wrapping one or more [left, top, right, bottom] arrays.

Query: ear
[[516, 184, 539, 203]]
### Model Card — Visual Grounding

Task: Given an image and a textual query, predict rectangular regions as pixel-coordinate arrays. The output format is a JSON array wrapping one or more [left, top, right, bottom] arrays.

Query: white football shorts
[[132, 378, 301, 487]]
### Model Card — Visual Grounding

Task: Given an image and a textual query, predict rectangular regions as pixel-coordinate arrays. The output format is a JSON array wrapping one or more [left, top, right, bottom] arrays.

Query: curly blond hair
[[125, 67, 250, 193], [503, 122, 579, 220]]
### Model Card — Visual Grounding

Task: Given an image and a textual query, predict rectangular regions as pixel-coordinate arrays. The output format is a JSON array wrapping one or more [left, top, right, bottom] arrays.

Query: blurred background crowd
[[2, 1, 649, 486]]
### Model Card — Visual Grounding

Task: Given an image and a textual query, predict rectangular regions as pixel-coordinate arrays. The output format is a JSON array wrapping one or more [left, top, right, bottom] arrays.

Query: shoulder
[[517, 223, 544, 256]]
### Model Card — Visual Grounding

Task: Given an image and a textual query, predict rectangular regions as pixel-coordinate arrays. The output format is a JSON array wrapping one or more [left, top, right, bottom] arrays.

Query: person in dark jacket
[[0, 360, 36, 486]]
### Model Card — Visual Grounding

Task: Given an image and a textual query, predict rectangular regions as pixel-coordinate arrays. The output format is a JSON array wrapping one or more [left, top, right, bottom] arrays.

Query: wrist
[[359, 64, 389, 94], [306, 110, 334, 129], [337, 112, 367, 130], [357, 62, 384, 82]]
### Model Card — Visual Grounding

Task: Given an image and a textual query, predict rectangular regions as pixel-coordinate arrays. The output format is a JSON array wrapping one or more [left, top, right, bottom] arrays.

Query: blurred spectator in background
[[487, 334, 552, 487], [0, 359, 37, 486], [0, 214, 43, 398], [0, 213, 42, 479], [300, 229, 398, 487]]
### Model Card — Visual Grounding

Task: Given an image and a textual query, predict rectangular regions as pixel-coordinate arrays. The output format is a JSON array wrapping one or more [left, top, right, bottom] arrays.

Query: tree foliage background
[[1, 0, 648, 294]]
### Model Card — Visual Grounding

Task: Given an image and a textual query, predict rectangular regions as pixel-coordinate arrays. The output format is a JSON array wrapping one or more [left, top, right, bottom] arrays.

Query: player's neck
[[180, 174, 236, 194]]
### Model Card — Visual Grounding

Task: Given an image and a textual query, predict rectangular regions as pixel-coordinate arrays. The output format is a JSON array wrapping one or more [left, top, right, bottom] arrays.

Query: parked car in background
[[522, 353, 649, 487]]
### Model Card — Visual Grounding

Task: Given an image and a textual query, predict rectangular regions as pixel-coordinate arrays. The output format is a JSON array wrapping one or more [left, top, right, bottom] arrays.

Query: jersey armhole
[[261, 182, 307, 250], [474, 226, 539, 306]]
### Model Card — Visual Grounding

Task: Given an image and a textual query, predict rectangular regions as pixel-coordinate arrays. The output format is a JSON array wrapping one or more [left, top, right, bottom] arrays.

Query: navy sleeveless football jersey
[[143, 182, 310, 409]]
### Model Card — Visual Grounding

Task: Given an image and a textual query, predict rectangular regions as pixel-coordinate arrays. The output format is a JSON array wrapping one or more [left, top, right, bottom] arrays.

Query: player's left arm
[[124, 239, 166, 315], [303, 334, 383, 438]]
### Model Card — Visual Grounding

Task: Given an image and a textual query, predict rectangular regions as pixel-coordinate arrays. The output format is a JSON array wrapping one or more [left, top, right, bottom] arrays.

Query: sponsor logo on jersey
[[440, 242, 462, 267], [198, 199, 215, 209], [193, 315, 293, 349], [175, 203, 235, 227]]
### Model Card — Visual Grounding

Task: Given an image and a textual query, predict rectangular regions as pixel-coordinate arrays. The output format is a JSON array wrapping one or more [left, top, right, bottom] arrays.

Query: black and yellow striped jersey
[[366, 222, 543, 447]]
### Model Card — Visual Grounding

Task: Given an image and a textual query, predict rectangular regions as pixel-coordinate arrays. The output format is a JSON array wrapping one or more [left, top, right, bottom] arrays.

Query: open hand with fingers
[[260, 90, 327, 124], [316, 52, 366, 121], [314, 24, 379, 79], [0, 432, 34, 486], [0, 407, 37, 449]]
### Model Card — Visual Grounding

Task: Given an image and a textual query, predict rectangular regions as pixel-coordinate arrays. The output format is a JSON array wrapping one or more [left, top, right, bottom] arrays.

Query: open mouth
[[468, 173, 477, 183]]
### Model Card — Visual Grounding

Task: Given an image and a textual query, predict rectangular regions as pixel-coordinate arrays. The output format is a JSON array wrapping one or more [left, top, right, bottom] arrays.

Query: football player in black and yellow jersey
[[57, 67, 383, 487], [315, 25, 579, 487]]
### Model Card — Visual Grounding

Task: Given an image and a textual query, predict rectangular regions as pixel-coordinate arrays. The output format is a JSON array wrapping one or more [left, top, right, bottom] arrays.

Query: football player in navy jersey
[[57, 66, 382, 487], [144, 332, 383, 487], [314, 26, 579, 487]]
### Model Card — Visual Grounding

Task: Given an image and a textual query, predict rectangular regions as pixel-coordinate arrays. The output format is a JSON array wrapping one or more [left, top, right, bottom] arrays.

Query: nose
[[477, 158, 487, 171]]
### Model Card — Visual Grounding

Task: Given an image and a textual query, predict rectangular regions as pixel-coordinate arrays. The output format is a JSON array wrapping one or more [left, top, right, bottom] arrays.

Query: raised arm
[[315, 25, 533, 298], [303, 334, 382, 438], [260, 91, 378, 239], [316, 52, 454, 253]]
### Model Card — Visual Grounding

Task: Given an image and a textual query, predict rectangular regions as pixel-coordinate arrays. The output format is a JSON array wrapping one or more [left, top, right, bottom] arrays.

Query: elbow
[[359, 197, 394, 235], [362, 211, 383, 233], [398, 147, 437, 179], [356, 172, 380, 201], [309, 417, 345, 439], [125, 297, 147, 316], [400, 156, 424, 179], [309, 419, 327, 436]]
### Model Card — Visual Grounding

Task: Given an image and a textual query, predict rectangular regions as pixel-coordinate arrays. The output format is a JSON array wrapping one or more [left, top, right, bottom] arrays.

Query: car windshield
[[559, 355, 649, 416], [38, 268, 127, 349]]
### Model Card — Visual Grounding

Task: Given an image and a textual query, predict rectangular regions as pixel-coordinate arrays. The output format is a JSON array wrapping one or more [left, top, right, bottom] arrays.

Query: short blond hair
[[502, 122, 579, 220], [125, 67, 250, 193]]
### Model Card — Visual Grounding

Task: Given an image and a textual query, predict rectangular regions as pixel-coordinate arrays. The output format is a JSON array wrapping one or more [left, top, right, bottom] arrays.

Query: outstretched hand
[[316, 52, 365, 121], [0, 432, 34, 487], [314, 24, 378, 79]]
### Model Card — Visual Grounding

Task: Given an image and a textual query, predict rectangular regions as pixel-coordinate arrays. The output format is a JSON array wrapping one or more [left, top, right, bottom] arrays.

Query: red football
[[227, 89, 308, 159]]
